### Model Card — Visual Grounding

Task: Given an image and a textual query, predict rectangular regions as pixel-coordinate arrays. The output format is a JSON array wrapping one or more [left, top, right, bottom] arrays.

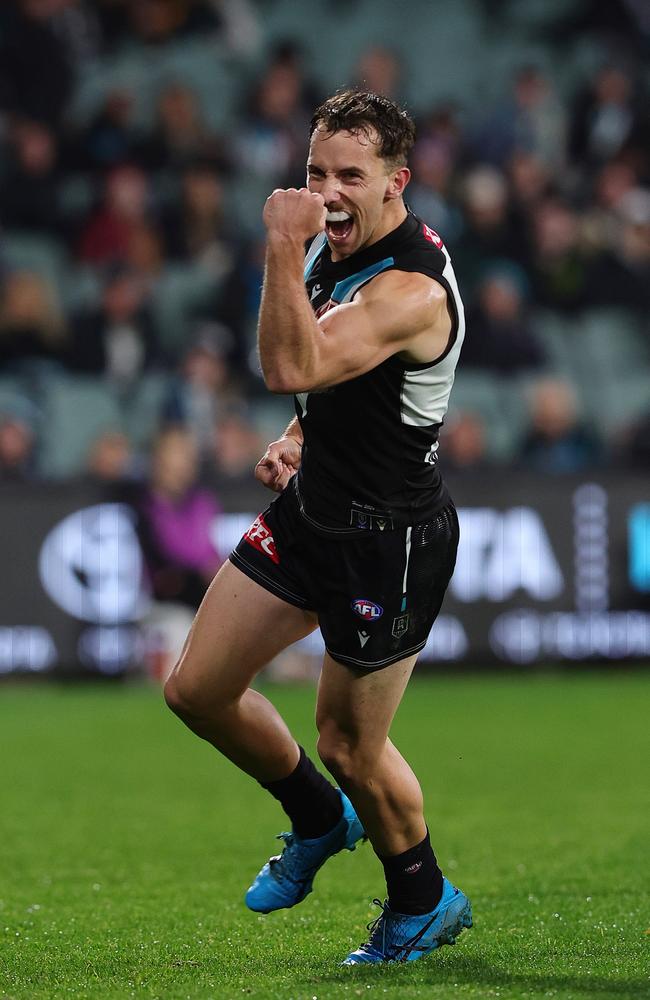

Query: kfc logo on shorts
[[244, 514, 280, 564], [422, 223, 443, 248], [352, 598, 383, 621]]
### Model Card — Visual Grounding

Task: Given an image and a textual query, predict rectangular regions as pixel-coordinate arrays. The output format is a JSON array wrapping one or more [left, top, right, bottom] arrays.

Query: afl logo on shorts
[[351, 599, 383, 621]]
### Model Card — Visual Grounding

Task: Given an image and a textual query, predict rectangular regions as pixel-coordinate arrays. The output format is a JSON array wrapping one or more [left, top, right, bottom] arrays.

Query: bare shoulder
[[350, 270, 451, 364], [313, 266, 451, 378], [355, 268, 447, 316]]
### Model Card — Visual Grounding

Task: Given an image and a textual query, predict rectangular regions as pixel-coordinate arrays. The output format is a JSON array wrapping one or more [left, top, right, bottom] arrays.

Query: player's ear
[[386, 166, 410, 200]]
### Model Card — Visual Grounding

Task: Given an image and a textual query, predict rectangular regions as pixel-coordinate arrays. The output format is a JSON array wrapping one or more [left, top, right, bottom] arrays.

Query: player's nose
[[321, 177, 342, 205]]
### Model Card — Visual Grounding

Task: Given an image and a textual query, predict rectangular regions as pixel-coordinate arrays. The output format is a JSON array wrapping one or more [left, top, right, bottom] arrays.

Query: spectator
[[68, 264, 159, 384], [585, 187, 650, 314], [569, 64, 649, 172], [528, 197, 593, 313], [452, 166, 528, 297], [580, 159, 638, 254], [137, 82, 228, 173], [235, 60, 308, 189], [77, 164, 155, 265], [125, 219, 166, 285], [47, 0, 104, 70], [215, 232, 266, 380], [267, 39, 322, 112], [68, 89, 142, 173], [352, 45, 403, 103], [137, 425, 223, 609], [619, 409, 650, 471], [417, 103, 464, 168], [407, 136, 462, 243], [207, 408, 264, 488], [0, 270, 67, 368], [0, 400, 38, 480], [0, 0, 74, 126], [162, 323, 239, 457], [440, 411, 490, 474], [84, 428, 138, 486], [0, 120, 63, 236], [126, 0, 221, 45], [462, 262, 546, 374], [161, 162, 234, 270], [507, 150, 554, 222], [94, 0, 132, 52], [470, 66, 566, 171], [519, 378, 602, 473]]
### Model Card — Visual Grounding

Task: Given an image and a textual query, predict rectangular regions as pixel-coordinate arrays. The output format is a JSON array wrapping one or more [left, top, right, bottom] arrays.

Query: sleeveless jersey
[[294, 209, 465, 533]]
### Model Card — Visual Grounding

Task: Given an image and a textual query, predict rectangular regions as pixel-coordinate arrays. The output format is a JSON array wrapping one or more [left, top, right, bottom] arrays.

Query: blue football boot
[[245, 791, 365, 913], [342, 877, 472, 965]]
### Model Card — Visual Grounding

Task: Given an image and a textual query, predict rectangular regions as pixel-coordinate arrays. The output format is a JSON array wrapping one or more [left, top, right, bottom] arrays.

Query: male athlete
[[164, 90, 471, 964]]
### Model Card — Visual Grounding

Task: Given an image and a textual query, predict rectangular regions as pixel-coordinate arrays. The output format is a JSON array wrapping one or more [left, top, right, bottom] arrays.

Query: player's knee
[[163, 671, 204, 721], [317, 729, 371, 785], [164, 668, 238, 726], [163, 671, 185, 717], [316, 733, 350, 780]]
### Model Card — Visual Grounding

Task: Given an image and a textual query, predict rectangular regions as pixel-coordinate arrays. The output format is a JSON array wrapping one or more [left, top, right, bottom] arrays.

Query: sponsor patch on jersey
[[352, 598, 383, 621], [422, 223, 443, 248], [244, 514, 280, 564]]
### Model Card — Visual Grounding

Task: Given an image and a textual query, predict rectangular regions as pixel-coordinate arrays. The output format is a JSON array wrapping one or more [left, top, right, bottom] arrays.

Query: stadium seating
[[151, 263, 222, 360], [38, 375, 125, 478], [69, 36, 242, 132], [3, 232, 68, 292], [120, 372, 173, 450], [446, 371, 517, 462]]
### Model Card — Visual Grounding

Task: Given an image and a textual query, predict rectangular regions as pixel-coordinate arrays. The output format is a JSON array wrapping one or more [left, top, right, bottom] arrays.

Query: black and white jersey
[[294, 209, 465, 533]]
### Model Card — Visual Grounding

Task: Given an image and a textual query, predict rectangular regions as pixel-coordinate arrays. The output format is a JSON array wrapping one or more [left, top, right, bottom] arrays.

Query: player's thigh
[[315, 650, 419, 754], [170, 559, 318, 704]]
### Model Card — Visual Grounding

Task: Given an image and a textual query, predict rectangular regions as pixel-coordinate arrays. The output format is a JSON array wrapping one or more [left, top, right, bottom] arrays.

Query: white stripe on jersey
[[400, 244, 465, 428]]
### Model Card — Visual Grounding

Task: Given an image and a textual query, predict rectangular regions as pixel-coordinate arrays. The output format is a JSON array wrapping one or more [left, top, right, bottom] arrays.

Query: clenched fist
[[255, 435, 302, 493], [263, 188, 327, 242]]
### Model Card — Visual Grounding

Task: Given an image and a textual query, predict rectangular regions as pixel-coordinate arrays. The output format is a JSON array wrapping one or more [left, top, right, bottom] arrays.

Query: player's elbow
[[263, 366, 311, 394], [264, 372, 296, 394]]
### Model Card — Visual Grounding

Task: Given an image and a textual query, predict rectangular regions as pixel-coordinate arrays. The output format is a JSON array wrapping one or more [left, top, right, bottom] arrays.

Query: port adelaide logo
[[352, 599, 383, 621]]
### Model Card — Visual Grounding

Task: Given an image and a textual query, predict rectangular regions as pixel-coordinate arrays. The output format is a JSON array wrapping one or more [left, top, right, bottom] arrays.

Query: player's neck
[[376, 199, 408, 244], [332, 201, 408, 262]]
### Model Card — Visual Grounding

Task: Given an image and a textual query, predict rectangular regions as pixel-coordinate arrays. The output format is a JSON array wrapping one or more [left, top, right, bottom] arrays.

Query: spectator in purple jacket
[[138, 425, 223, 609]]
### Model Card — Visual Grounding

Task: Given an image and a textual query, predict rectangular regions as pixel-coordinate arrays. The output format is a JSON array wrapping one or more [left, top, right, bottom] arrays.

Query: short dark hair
[[309, 90, 416, 168]]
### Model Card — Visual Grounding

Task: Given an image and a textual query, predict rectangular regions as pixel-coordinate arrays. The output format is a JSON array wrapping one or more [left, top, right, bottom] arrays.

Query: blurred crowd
[[0, 0, 649, 612]]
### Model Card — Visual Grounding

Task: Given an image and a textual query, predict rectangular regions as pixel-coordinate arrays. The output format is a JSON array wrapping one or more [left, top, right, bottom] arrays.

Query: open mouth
[[325, 210, 354, 244]]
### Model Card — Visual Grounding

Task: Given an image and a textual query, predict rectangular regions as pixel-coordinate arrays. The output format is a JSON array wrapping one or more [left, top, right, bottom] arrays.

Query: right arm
[[255, 416, 303, 492]]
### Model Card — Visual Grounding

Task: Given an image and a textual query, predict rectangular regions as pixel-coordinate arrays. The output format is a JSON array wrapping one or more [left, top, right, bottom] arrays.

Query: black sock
[[380, 830, 444, 915], [260, 746, 344, 840]]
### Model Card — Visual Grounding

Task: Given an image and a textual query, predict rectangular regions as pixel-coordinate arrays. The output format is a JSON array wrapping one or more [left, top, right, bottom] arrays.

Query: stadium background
[[0, 0, 648, 678]]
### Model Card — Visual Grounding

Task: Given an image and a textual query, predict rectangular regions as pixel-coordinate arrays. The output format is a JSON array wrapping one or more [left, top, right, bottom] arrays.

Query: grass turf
[[1, 673, 648, 1000]]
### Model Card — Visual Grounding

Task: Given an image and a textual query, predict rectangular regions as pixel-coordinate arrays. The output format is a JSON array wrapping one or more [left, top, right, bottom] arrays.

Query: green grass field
[[1, 673, 648, 1000]]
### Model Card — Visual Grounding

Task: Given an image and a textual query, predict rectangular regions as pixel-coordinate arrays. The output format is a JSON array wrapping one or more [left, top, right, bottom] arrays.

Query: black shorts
[[230, 480, 459, 673]]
